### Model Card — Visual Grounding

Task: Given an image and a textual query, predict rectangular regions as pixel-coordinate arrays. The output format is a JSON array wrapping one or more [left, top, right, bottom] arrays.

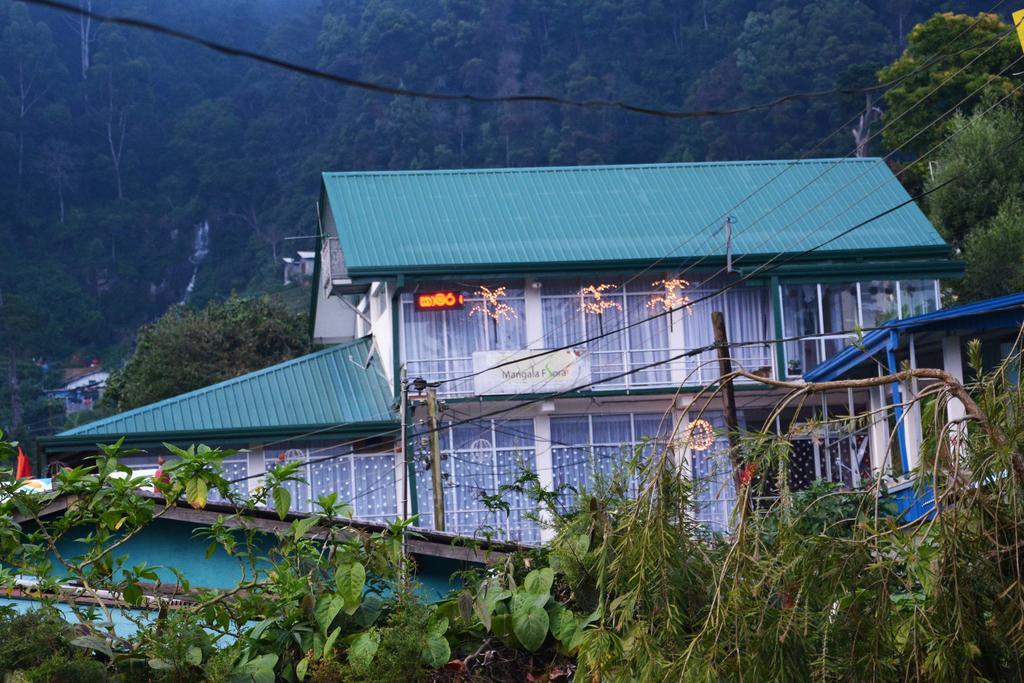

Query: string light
[[470, 286, 517, 322], [579, 284, 622, 315], [647, 278, 692, 312], [685, 418, 716, 452]]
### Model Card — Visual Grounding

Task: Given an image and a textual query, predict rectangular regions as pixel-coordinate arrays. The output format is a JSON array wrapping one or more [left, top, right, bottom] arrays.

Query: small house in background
[[47, 362, 109, 414], [282, 250, 316, 285]]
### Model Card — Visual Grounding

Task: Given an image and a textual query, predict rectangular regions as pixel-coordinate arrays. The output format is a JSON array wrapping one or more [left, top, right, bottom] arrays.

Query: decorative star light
[[647, 278, 692, 313], [470, 285, 517, 322], [685, 418, 716, 452], [579, 283, 622, 315]]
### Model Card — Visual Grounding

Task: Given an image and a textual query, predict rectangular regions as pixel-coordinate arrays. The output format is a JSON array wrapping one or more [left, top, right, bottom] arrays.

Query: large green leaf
[[512, 605, 549, 652], [548, 605, 577, 645], [185, 477, 208, 509], [336, 562, 366, 614], [70, 635, 113, 659], [420, 633, 451, 668], [348, 630, 380, 669], [291, 515, 318, 540], [314, 594, 345, 633], [272, 486, 291, 520], [231, 653, 278, 683], [523, 567, 554, 596], [426, 614, 449, 636]]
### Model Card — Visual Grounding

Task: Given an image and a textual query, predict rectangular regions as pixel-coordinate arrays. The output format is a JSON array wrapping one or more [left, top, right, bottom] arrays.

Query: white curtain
[[551, 413, 670, 510], [540, 278, 671, 389], [690, 411, 740, 533], [265, 444, 397, 521], [403, 288, 526, 395]]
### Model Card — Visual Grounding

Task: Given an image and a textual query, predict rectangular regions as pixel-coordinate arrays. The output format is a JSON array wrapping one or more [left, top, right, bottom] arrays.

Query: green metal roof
[[321, 159, 949, 276], [52, 337, 396, 441]]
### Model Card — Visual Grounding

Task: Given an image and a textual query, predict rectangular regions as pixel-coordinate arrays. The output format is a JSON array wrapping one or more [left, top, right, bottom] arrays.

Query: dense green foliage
[[0, 0, 992, 359], [878, 12, 1021, 161], [925, 106, 1024, 301], [2, 346, 1024, 680], [104, 294, 310, 411]]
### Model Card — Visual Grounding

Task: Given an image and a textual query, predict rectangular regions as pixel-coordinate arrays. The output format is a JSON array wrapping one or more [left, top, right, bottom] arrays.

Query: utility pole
[[711, 311, 741, 482], [398, 369, 409, 582], [425, 384, 445, 532]]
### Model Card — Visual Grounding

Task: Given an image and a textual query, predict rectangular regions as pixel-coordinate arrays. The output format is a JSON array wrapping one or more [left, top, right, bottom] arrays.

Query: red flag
[[15, 447, 32, 479]]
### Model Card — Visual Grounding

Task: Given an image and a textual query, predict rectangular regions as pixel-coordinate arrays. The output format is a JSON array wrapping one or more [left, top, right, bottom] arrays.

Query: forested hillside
[[0, 0, 998, 432]]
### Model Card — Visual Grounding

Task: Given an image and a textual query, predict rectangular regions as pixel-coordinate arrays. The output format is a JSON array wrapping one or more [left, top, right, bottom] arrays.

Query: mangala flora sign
[[472, 349, 590, 395]]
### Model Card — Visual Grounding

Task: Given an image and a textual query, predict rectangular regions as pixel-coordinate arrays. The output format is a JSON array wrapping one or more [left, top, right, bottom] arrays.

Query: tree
[[35, 138, 76, 223], [104, 295, 311, 410], [877, 12, 1021, 161], [959, 198, 1024, 300], [924, 106, 1024, 300], [925, 106, 1024, 247], [0, 1, 66, 179]]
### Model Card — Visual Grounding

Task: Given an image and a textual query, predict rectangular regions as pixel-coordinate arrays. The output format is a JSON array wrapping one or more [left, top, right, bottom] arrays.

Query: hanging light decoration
[[470, 285, 517, 322], [579, 283, 622, 315], [685, 418, 716, 451], [647, 278, 692, 313]]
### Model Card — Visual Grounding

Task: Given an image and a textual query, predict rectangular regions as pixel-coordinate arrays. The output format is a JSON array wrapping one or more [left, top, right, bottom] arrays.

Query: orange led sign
[[415, 291, 465, 311]]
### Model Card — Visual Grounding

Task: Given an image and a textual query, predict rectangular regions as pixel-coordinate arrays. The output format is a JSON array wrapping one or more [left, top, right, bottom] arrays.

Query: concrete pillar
[[246, 446, 266, 496], [534, 413, 555, 542], [524, 278, 544, 350], [904, 335, 922, 472], [942, 336, 966, 423]]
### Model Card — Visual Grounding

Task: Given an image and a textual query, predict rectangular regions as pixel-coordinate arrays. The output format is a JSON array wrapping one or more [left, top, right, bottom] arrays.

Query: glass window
[[414, 419, 539, 544], [540, 277, 671, 389], [820, 283, 859, 334], [781, 284, 821, 376], [689, 411, 738, 534], [899, 280, 938, 318], [550, 413, 670, 511], [265, 444, 397, 521], [402, 283, 527, 395], [860, 280, 898, 328]]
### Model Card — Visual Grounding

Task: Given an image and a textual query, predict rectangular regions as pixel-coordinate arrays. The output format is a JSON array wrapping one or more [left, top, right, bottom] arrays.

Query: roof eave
[[342, 244, 955, 281], [38, 420, 399, 455]]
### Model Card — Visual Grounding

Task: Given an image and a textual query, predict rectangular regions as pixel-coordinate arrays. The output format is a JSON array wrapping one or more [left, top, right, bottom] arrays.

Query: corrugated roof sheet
[[57, 337, 395, 438], [804, 292, 1024, 382], [321, 159, 948, 275]]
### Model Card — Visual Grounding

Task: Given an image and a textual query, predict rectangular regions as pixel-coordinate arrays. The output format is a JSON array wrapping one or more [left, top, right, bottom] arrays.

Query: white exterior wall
[[368, 282, 394, 387]]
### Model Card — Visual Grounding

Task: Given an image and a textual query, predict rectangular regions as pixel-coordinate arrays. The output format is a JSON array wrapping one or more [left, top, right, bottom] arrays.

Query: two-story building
[[311, 159, 957, 540], [42, 159, 959, 543]]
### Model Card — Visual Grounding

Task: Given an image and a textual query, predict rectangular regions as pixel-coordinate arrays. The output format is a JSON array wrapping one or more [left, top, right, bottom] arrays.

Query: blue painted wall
[[887, 481, 935, 523], [16, 517, 471, 598]]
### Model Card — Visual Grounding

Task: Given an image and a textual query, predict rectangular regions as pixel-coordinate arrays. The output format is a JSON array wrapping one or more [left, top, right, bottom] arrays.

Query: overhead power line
[[19, 0, 1010, 121], [441, 51, 1024, 388]]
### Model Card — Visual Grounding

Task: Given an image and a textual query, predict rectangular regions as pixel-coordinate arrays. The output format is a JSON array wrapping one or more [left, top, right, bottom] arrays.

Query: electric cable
[[20, 0, 1009, 122]]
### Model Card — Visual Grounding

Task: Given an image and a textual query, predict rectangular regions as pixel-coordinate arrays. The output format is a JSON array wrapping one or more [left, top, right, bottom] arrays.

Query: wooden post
[[712, 311, 742, 482], [426, 385, 446, 532]]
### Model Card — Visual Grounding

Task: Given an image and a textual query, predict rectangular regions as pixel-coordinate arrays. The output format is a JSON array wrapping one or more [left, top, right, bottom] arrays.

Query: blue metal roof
[[51, 337, 396, 441], [321, 158, 950, 275], [804, 292, 1024, 382]]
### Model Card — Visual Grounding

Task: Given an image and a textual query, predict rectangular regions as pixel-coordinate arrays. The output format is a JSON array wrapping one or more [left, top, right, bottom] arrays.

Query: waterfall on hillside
[[179, 220, 210, 305]]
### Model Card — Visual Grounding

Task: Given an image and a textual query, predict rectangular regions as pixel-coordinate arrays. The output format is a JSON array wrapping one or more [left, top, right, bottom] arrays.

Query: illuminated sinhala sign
[[415, 291, 466, 311]]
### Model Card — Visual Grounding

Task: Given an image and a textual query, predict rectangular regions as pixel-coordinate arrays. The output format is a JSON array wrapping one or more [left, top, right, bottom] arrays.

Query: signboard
[[1015, 9, 1024, 55], [472, 349, 590, 396], [415, 291, 465, 311]]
